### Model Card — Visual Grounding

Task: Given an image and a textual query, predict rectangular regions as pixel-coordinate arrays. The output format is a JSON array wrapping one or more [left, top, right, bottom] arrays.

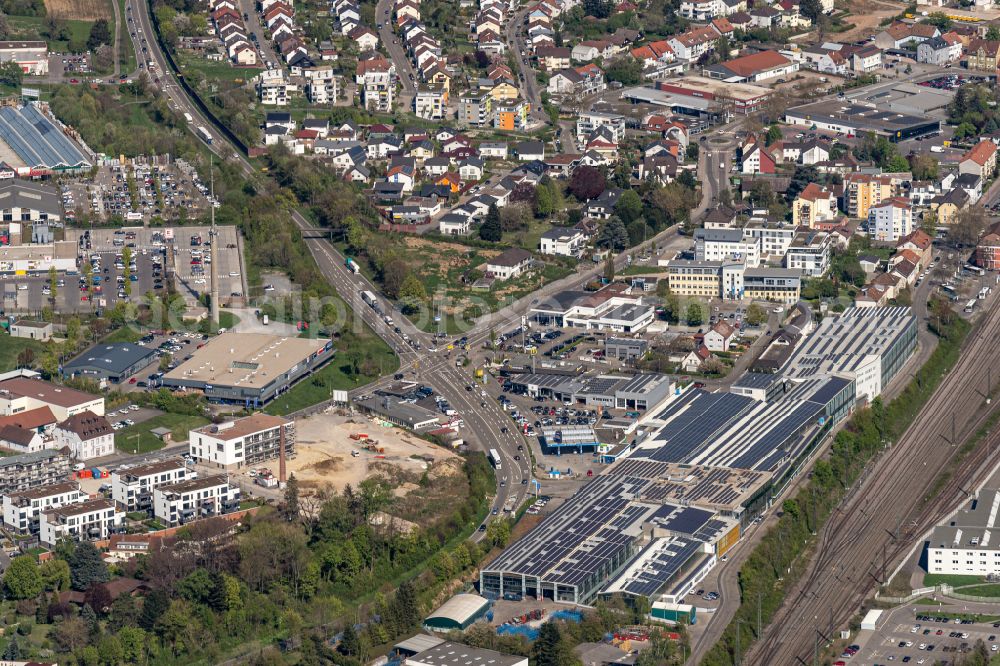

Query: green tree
[[480, 208, 503, 242], [283, 473, 300, 522], [745, 303, 766, 327], [48, 266, 57, 303], [909, 153, 939, 180], [604, 58, 642, 85], [988, 25, 1000, 40], [486, 518, 512, 548], [596, 216, 629, 251], [0, 61, 22, 87], [532, 622, 575, 666], [87, 18, 112, 50], [615, 189, 643, 225], [765, 124, 782, 146], [69, 541, 109, 591], [604, 254, 615, 283], [4, 555, 42, 599], [535, 182, 556, 217], [399, 274, 427, 302], [39, 558, 70, 591], [685, 302, 704, 326]]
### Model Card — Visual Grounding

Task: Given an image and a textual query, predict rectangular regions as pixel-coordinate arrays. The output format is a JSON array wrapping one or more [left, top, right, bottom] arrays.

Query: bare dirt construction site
[[836, 0, 905, 42], [288, 411, 462, 496], [44, 0, 112, 20]]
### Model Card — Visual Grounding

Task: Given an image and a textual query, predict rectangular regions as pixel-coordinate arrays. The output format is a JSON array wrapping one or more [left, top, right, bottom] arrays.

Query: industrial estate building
[[423, 594, 491, 632], [0, 104, 92, 174], [483, 306, 917, 611], [161, 333, 335, 406], [63, 343, 159, 384], [784, 101, 940, 142], [927, 489, 1000, 577]]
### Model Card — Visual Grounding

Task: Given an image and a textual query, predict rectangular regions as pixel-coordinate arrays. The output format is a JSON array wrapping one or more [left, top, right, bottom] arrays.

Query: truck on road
[[346, 257, 360, 274], [196, 126, 213, 145]]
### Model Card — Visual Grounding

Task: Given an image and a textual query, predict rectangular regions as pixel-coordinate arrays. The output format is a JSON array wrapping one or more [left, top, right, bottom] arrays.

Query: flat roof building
[[0, 375, 104, 419], [0, 448, 69, 495], [405, 643, 527, 666], [40, 497, 124, 545], [927, 489, 1000, 577], [784, 101, 940, 142], [111, 458, 189, 515], [781, 306, 917, 401], [0, 104, 91, 173], [508, 372, 674, 412], [63, 343, 158, 384], [161, 333, 335, 407], [189, 413, 294, 470], [152, 474, 241, 527]]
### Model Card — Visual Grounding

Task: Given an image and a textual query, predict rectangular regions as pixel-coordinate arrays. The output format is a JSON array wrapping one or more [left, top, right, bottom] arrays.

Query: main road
[[131, 0, 532, 529], [741, 293, 1000, 665], [374, 0, 416, 110]]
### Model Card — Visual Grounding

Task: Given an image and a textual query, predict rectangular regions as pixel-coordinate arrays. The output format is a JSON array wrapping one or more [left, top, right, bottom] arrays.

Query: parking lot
[[62, 162, 213, 224], [65, 225, 248, 305], [844, 606, 1000, 665]]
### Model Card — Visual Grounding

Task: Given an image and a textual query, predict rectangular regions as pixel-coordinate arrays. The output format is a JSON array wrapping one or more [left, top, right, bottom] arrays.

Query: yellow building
[[663, 259, 722, 298], [843, 173, 896, 219], [792, 182, 836, 228], [495, 99, 531, 131]]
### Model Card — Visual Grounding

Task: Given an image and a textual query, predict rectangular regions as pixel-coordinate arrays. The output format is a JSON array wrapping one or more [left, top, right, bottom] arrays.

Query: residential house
[[930, 187, 969, 225], [535, 46, 572, 70], [966, 39, 1000, 71], [741, 142, 775, 174], [515, 141, 545, 161], [53, 411, 113, 461], [916, 32, 962, 64], [960, 139, 998, 179], [486, 248, 533, 280], [539, 226, 587, 257], [703, 320, 735, 352], [873, 22, 940, 50]]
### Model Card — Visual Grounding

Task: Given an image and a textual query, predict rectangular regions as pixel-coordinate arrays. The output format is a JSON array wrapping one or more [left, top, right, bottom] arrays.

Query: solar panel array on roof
[[601, 537, 704, 597], [0, 105, 90, 170], [483, 475, 653, 585]]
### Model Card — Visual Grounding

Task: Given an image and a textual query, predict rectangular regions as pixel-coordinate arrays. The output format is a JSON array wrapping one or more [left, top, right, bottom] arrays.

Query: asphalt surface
[[742, 288, 1000, 665], [504, 8, 547, 125], [374, 0, 415, 110]]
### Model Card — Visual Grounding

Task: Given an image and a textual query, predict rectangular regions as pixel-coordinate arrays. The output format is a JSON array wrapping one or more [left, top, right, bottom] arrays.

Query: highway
[[743, 293, 1000, 665]]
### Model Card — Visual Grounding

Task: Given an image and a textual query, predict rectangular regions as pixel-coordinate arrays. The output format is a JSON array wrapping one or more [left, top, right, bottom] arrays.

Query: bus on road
[[488, 448, 502, 469], [965, 299, 977, 313]]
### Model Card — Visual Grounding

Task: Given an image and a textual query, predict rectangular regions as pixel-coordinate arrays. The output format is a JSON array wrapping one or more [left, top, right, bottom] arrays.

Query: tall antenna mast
[[210, 153, 220, 328]]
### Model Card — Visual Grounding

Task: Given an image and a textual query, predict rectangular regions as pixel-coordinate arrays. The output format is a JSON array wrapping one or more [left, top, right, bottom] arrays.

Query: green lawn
[[959, 584, 1000, 597], [504, 219, 552, 253], [263, 338, 398, 415], [923, 573, 987, 587], [176, 53, 262, 84], [0, 334, 46, 372], [9, 16, 94, 53], [114, 412, 209, 453], [103, 326, 142, 343], [117, 0, 137, 73]]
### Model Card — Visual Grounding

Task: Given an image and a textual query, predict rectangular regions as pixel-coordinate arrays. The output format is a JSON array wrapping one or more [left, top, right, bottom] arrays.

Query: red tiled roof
[[963, 139, 997, 166]]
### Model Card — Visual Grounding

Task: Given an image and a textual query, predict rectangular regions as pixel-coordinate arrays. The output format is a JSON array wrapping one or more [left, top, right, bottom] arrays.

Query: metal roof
[[424, 594, 490, 626], [0, 105, 90, 170]]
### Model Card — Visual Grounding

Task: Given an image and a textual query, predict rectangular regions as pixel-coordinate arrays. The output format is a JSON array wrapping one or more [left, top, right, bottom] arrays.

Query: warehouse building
[[0, 41, 48, 75], [404, 642, 526, 666], [423, 594, 490, 632], [0, 240, 77, 274], [630, 377, 854, 478], [161, 333, 335, 407], [784, 101, 940, 142], [0, 104, 91, 174], [781, 306, 917, 402], [354, 395, 443, 431], [927, 489, 1000, 577], [63, 343, 158, 384], [508, 372, 674, 412]]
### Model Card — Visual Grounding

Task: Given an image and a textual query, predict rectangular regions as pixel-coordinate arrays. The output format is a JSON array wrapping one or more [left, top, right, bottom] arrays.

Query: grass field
[[114, 412, 209, 453], [117, 0, 136, 72], [959, 584, 1000, 597], [0, 334, 47, 373], [9, 16, 94, 52], [263, 338, 398, 415], [923, 573, 987, 587]]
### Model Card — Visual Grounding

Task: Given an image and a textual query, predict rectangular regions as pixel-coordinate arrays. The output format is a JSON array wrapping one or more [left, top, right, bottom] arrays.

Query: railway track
[[747, 299, 1000, 664]]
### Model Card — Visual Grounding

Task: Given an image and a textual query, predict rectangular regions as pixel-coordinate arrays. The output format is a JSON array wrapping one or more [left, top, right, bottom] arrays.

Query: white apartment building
[[53, 411, 114, 461], [153, 475, 241, 527], [742, 220, 796, 258], [0, 374, 104, 419], [189, 413, 294, 470], [414, 86, 446, 120], [695, 228, 761, 267], [927, 490, 1000, 577], [869, 198, 912, 243], [39, 498, 124, 545], [575, 111, 625, 144], [785, 231, 832, 277], [306, 76, 339, 104], [111, 458, 189, 515], [2, 481, 86, 535]]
